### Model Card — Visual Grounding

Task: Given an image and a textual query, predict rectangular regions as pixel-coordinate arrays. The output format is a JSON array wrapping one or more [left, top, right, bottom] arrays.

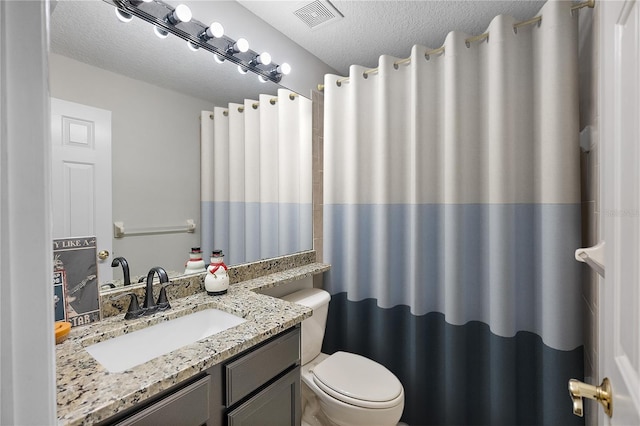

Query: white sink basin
[[85, 309, 246, 373]]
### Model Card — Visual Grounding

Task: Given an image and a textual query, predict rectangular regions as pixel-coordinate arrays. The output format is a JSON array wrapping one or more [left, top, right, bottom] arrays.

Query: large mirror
[[49, 0, 330, 288]]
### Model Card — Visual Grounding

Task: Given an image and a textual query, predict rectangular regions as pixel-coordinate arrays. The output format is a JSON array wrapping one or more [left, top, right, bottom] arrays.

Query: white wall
[[0, 1, 57, 424], [49, 53, 215, 279]]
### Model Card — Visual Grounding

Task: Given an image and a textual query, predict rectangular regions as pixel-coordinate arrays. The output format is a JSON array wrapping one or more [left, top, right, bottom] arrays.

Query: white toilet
[[282, 288, 405, 426]]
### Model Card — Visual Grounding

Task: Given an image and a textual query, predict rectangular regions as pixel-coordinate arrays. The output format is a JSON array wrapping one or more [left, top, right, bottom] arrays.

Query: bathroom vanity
[[55, 260, 329, 426], [97, 327, 301, 426]]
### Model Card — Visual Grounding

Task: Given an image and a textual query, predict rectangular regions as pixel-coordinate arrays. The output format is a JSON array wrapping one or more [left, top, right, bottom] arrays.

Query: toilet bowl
[[282, 288, 404, 426]]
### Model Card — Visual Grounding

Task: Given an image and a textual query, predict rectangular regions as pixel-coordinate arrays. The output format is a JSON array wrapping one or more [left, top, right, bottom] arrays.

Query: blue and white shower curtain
[[201, 89, 312, 265], [322, 2, 583, 424]]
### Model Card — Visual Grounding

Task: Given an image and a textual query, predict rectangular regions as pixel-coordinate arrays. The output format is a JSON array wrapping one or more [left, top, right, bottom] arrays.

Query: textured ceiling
[[239, 0, 546, 76], [50, 0, 547, 104], [50, 0, 283, 105]]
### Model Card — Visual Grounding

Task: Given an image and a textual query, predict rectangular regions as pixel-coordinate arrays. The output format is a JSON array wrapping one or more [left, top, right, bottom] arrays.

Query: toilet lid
[[312, 351, 403, 409]]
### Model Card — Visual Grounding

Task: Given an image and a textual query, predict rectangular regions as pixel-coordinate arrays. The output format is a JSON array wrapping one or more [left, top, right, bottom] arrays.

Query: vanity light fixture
[[187, 40, 199, 51], [272, 63, 292, 76], [156, 4, 191, 38], [251, 52, 272, 66], [114, 7, 133, 22], [165, 4, 192, 25], [155, 3, 191, 38], [154, 25, 169, 39], [106, 0, 291, 83], [199, 22, 225, 41], [227, 38, 249, 54]]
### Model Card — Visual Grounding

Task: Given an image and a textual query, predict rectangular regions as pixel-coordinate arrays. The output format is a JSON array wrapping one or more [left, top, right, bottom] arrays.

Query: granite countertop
[[56, 262, 330, 425]]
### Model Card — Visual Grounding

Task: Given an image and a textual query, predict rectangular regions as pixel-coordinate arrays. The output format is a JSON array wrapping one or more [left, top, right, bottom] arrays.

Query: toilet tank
[[281, 288, 331, 364]]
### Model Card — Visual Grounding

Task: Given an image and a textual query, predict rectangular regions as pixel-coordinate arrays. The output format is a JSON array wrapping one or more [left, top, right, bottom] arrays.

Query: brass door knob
[[568, 377, 613, 418], [98, 250, 110, 260]]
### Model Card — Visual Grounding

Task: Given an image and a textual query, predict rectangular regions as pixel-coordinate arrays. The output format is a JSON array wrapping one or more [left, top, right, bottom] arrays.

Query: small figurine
[[204, 249, 229, 295], [184, 247, 206, 275]]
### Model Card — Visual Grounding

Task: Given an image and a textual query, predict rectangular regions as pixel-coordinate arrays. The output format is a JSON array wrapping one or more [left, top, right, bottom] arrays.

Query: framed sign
[[53, 236, 101, 326]]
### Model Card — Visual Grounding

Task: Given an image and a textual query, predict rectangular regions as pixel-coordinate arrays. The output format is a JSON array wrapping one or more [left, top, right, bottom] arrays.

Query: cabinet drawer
[[225, 327, 300, 406], [227, 366, 300, 426], [114, 376, 210, 426]]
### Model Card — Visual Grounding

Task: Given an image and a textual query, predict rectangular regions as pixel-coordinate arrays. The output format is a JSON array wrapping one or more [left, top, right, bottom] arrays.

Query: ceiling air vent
[[293, 0, 343, 30]]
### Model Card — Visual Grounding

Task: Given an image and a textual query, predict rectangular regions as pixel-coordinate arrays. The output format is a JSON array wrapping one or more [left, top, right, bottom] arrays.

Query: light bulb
[[278, 63, 292, 75], [258, 75, 269, 83], [237, 65, 248, 75], [253, 52, 272, 66], [229, 38, 249, 54], [167, 4, 192, 24], [187, 41, 199, 51], [205, 22, 224, 39], [154, 26, 168, 39], [115, 7, 133, 23], [214, 54, 225, 64]]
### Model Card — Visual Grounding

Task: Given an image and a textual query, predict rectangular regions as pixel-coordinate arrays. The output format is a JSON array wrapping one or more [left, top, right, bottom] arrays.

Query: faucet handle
[[156, 285, 171, 311], [114, 293, 144, 320]]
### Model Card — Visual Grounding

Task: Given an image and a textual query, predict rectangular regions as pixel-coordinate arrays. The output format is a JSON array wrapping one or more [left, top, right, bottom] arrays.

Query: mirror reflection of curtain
[[201, 89, 312, 265], [322, 2, 583, 425]]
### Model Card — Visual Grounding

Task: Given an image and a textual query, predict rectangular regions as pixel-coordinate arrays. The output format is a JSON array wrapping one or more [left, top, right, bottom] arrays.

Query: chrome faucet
[[111, 257, 131, 286], [142, 266, 169, 315]]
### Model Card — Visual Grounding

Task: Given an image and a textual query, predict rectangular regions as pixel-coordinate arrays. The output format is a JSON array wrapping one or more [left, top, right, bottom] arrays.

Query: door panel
[[601, 1, 640, 424], [51, 98, 112, 283]]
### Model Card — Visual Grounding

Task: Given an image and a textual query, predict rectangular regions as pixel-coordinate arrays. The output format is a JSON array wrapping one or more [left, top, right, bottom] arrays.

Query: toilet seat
[[311, 351, 404, 410]]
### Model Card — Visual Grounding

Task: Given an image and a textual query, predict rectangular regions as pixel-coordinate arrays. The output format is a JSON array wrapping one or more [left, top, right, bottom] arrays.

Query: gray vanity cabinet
[[99, 326, 301, 426], [209, 325, 302, 426]]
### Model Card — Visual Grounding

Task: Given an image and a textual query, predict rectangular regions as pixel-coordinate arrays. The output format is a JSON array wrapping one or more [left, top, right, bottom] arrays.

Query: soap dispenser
[[204, 249, 229, 295], [184, 247, 206, 275]]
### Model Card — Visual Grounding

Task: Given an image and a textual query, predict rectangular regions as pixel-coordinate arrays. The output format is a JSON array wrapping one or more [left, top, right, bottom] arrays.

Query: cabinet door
[[225, 327, 300, 406], [115, 376, 210, 426], [227, 367, 300, 426]]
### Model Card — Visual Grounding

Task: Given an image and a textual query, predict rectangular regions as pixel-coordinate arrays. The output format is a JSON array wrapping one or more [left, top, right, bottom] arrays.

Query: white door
[[51, 98, 113, 283], [600, 0, 640, 424]]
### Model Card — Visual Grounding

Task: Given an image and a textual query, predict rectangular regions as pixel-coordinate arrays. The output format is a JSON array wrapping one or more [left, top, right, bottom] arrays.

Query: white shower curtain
[[201, 89, 312, 265], [322, 2, 583, 425]]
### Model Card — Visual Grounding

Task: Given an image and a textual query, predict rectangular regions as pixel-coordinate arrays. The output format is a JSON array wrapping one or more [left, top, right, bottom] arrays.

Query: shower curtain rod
[[317, 0, 594, 91], [209, 93, 299, 116]]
